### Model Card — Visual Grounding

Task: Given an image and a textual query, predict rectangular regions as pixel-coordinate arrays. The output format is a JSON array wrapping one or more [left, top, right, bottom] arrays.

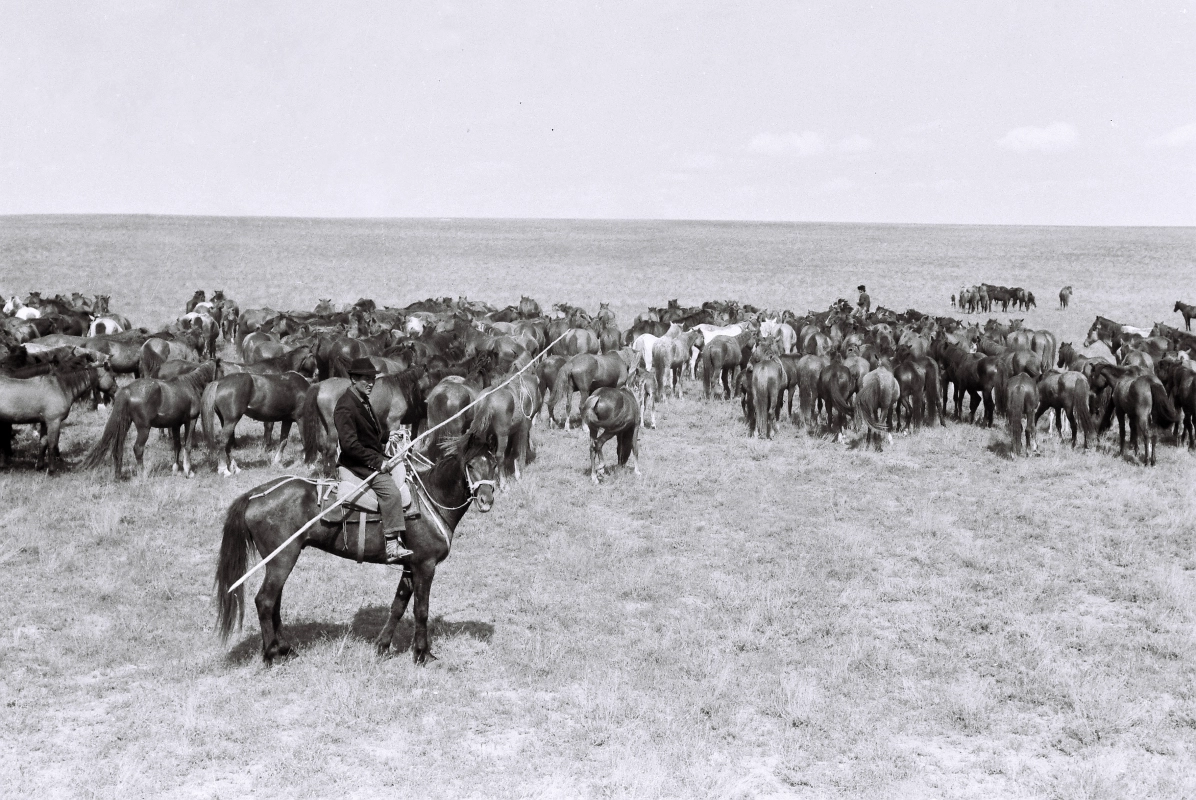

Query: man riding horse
[[334, 357, 420, 563]]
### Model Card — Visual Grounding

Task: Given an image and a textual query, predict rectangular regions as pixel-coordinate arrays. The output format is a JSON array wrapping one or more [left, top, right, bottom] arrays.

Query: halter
[[408, 451, 497, 512]]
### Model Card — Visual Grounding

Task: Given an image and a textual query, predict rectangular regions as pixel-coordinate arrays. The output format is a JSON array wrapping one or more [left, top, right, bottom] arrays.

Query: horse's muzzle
[[474, 487, 495, 512]]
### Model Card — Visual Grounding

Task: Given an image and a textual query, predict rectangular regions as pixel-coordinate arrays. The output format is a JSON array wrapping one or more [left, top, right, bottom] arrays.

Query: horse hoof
[[184, 470, 194, 479], [171, 463, 179, 474]]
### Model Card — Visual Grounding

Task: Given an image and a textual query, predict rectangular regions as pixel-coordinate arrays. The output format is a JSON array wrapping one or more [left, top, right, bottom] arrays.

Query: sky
[[0, 1, 1193, 225]]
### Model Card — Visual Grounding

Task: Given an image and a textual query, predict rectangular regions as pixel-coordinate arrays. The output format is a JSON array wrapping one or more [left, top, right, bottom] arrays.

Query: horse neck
[[56, 368, 98, 400]]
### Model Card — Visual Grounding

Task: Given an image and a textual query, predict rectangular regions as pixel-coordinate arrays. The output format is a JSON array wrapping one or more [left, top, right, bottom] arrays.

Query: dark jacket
[[334, 386, 386, 477]]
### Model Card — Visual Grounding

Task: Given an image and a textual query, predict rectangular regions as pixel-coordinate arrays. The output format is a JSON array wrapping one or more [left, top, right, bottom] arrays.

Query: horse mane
[[52, 365, 98, 397], [173, 360, 218, 391]]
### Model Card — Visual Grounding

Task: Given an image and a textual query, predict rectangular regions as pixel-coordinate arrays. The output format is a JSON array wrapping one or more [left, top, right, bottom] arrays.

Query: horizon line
[[0, 212, 1192, 231]]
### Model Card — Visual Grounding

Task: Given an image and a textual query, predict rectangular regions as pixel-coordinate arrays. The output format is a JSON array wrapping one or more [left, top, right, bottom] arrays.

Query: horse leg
[[274, 420, 292, 466], [263, 421, 274, 450], [255, 550, 301, 664], [495, 430, 510, 489], [181, 419, 196, 477], [44, 420, 65, 475], [1117, 411, 1127, 459], [133, 423, 152, 477], [170, 426, 184, 475], [0, 420, 11, 467], [375, 569, 414, 656], [410, 561, 439, 665], [220, 419, 239, 476]]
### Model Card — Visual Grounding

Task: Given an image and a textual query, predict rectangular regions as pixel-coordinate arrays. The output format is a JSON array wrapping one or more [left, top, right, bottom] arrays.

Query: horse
[[817, 360, 856, 439], [794, 354, 830, 429], [1159, 357, 1196, 449], [202, 372, 313, 475], [1057, 342, 1111, 374], [1035, 371, 1095, 448], [1006, 374, 1039, 456], [1174, 302, 1196, 332], [651, 330, 701, 398], [0, 365, 117, 473], [140, 335, 201, 378], [892, 360, 925, 431], [1089, 362, 1178, 466], [459, 374, 539, 488], [582, 386, 642, 484], [215, 436, 498, 664], [82, 360, 219, 478], [744, 359, 785, 439], [1059, 286, 1072, 309], [854, 367, 898, 451], [701, 330, 755, 400], [551, 328, 600, 357], [551, 349, 636, 429], [300, 368, 429, 471]]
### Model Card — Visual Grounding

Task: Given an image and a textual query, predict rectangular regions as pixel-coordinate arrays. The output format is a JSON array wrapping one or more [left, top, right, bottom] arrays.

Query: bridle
[[464, 456, 498, 499]]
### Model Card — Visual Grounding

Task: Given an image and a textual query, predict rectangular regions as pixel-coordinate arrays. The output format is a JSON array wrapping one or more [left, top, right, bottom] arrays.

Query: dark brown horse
[[1006, 374, 1039, 456], [744, 359, 785, 439], [215, 437, 498, 664], [702, 330, 755, 400], [82, 360, 219, 478], [551, 349, 636, 429], [202, 372, 313, 475], [1035, 371, 1096, 448], [1090, 362, 1178, 466], [855, 367, 899, 451], [1174, 301, 1196, 331], [582, 386, 642, 483], [0, 365, 117, 473], [817, 360, 857, 439]]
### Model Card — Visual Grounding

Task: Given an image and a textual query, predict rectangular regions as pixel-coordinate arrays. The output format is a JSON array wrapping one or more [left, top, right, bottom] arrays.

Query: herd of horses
[[6, 287, 1196, 663]]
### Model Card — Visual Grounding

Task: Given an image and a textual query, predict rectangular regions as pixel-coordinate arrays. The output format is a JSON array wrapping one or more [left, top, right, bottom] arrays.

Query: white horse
[[759, 319, 796, 353], [4, 297, 41, 320], [88, 316, 126, 336]]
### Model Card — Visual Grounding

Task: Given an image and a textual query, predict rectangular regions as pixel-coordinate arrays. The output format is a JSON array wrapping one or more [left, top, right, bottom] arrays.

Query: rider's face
[[353, 376, 375, 396]]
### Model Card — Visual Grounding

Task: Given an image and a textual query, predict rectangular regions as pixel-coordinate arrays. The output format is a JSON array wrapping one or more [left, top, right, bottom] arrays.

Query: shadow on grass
[[222, 605, 494, 665], [987, 438, 1015, 459]]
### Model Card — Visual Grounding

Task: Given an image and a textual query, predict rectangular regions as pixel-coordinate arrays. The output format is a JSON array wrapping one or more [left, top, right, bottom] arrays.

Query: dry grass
[[1, 217, 1195, 798]]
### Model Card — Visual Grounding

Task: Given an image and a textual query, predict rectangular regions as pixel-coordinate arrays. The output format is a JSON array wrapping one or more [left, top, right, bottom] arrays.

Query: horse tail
[[215, 491, 256, 641], [301, 384, 324, 465], [1008, 387, 1025, 454], [909, 382, 925, 429], [140, 344, 163, 379], [201, 380, 220, 449], [81, 386, 132, 471], [581, 392, 601, 431], [828, 374, 854, 418], [923, 363, 941, 426], [855, 383, 888, 435], [1151, 381, 1180, 427], [551, 363, 573, 425], [329, 349, 353, 379], [701, 346, 718, 398], [1071, 377, 1096, 443]]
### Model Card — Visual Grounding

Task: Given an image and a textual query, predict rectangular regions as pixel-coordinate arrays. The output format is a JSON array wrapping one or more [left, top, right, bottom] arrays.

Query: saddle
[[315, 468, 419, 564]]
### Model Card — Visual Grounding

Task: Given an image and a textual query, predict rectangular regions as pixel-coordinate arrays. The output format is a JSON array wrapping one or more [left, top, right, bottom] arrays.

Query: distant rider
[[856, 284, 871, 315], [334, 358, 420, 563]]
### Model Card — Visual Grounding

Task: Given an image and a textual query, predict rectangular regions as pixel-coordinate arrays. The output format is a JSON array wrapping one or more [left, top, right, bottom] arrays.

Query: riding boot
[[385, 529, 413, 564]]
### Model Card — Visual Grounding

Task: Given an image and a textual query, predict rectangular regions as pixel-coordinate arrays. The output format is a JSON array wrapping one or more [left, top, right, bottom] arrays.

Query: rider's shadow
[[221, 606, 494, 664]]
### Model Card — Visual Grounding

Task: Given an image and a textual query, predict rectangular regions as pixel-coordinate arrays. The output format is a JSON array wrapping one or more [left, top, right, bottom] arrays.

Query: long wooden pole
[[225, 329, 571, 594]]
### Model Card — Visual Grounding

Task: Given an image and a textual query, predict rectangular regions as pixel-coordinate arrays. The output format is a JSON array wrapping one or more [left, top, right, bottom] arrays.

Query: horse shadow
[[222, 605, 494, 665], [986, 437, 1016, 459]]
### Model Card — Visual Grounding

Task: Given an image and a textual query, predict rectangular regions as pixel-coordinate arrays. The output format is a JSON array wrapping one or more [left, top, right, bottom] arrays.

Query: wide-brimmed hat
[[857, 284, 866, 292], [347, 357, 378, 378]]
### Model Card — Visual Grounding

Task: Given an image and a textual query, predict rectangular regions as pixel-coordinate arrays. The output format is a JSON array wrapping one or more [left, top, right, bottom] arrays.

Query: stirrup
[[385, 538, 413, 564]]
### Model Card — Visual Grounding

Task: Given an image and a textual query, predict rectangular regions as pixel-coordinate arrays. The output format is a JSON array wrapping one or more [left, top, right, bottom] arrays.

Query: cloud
[[996, 123, 1077, 153], [1147, 123, 1196, 148], [748, 131, 825, 157], [838, 134, 874, 153]]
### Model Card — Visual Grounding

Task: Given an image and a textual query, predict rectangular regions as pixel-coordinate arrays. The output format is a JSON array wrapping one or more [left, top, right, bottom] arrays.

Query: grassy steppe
[[2, 217, 1195, 799]]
